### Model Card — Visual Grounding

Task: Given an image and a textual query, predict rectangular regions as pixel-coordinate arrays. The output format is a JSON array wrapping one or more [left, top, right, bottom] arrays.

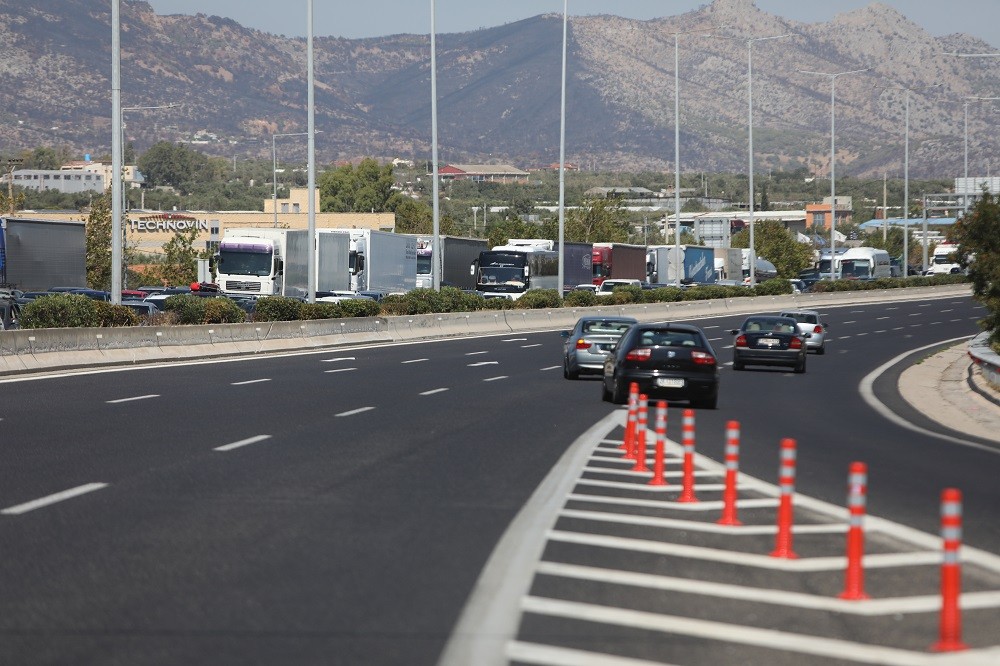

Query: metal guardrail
[[968, 332, 1000, 388]]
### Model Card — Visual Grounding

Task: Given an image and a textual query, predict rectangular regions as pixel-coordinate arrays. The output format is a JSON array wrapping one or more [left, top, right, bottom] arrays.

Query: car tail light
[[735, 335, 748, 348], [789, 337, 803, 349], [691, 350, 716, 366], [813, 325, 823, 334], [626, 348, 652, 361], [575, 338, 591, 350]]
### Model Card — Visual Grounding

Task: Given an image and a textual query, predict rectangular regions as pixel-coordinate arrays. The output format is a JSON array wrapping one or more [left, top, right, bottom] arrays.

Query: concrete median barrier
[[0, 284, 972, 375]]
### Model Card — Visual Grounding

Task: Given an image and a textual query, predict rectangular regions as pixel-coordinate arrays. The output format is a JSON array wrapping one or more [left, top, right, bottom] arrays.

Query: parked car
[[561, 315, 637, 380], [0, 297, 21, 330], [778, 309, 827, 354], [601, 322, 719, 409], [120, 300, 158, 322], [730, 315, 809, 373]]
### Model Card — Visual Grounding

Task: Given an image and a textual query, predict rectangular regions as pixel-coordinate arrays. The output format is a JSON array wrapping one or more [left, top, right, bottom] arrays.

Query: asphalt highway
[[0, 293, 995, 665]]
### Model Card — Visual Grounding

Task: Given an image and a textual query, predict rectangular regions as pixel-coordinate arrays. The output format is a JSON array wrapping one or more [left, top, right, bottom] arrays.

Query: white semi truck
[[330, 229, 416, 294], [215, 228, 310, 297]]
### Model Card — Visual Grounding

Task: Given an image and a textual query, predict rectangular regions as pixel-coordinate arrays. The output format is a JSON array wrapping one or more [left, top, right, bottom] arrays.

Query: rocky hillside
[[0, 0, 997, 177]]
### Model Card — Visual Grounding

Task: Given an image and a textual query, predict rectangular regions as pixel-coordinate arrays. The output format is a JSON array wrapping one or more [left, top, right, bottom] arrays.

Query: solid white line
[[214, 434, 272, 452], [336, 407, 375, 417], [534, 562, 1000, 616], [858, 335, 999, 455], [558, 508, 845, 535], [469, 361, 499, 366], [231, 378, 271, 386], [506, 641, 677, 666], [321, 356, 356, 362], [521, 344, 542, 348], [546, 530, 940, 571], [519, 596, 940, 665], [420, 388, 449, 396], [2, 483, 108, 515], [106, 394, 159, 404], [484, 376, 508, 382], [567, 493, 779, 511], [540, 366, 561, 371], [324, 367, 357, 374], [401, 358, 428, 364]]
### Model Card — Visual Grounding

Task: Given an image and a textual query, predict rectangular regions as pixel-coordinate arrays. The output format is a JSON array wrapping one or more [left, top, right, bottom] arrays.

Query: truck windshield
[[479, 266, 524, 284], [934, 253, 957, 265], [217, 249, 272, 277], [416, 253, 432, 275], [841, 259, 871, 279]]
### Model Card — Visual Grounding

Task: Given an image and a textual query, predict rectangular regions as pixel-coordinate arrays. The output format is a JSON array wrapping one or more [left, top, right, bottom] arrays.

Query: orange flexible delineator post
[[677, 409, 698, 503], [931, 488, 968, 652], [770, 438, 798, 559], [622, 382, 639, 452], [632, 394, 650, 472], [717, 420, 741, 525], [839, 462, 869, 600], [648, 401, 668, 486]]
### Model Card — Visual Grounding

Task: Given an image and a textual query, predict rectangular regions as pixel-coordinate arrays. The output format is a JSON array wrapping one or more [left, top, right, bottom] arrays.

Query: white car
[[778, 309, 827, 354]]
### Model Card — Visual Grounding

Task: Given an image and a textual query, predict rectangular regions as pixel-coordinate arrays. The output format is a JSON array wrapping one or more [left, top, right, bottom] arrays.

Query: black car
[[601, 322, 720, 409], [730, 315, 808, 373]]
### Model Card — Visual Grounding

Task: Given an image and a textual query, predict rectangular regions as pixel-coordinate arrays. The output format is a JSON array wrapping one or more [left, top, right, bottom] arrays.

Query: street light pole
[[270, 131, 313, 228], [799, 68, 868, 280], [746, 33, 790, 287], [111, 0, 122, 304], [306, 0, 316, 303], [962, 96, 1000, 214], [430, 0, 441, 291], [557, 0, 567, 296]]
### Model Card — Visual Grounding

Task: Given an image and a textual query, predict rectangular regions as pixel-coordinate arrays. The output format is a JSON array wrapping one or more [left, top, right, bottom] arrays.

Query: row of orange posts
[[619, 382, 968, 653]]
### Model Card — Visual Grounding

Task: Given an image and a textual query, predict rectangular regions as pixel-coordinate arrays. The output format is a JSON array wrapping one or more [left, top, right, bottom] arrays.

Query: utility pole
[[882, 172, 887, 242]]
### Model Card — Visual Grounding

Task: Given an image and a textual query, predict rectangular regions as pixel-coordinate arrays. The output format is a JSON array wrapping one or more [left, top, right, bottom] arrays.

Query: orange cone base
[[837, 590, 870, 601], [717, 517, 742, 526], [930, 641, 968, 653], [769, 548, 798, 559]]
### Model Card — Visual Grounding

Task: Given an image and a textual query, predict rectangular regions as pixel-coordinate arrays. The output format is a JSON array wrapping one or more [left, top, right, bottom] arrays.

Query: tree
[[562, 198, 631, 243], [137, 141, 213, 192], [948, 193, 1000, 345], [86, 191, 114, 290], [759, 183, 770, 212], [731, 220, 813, 278], [319, 158, 399, 213], [159, 227, 203, 286]]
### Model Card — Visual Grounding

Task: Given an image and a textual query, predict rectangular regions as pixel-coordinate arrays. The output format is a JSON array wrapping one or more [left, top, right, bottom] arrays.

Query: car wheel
[[732, 359, 744, 371], [564, 359, 578, 380], [794, 357, 806, 374], [611, 377, 628, 405], [816, 345, 825, 356], [601, 378, 613, 402]]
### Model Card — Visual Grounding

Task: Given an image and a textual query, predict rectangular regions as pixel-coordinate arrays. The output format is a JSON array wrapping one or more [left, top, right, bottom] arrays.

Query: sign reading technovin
[[129, 218, 209, 233]]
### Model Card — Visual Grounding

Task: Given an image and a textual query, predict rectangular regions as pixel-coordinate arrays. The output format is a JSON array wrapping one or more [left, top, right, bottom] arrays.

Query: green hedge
[[20, 294, 102, 328], [254, 296, 304, 321]]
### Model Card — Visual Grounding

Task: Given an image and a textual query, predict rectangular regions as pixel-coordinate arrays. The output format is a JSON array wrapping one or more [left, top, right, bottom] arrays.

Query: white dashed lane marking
[[231, 378, 271, 386], [214, 435, 272, 452], [420, 388, 449, 396], [2, 483, 108, 515], [401, 358, 428, 364], [106, 394, 159, 404], [335, 407, 375, 417]]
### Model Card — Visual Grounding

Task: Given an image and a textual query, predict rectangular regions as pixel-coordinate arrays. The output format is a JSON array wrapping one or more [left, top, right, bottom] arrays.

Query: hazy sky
[[145, 1, 1000, 46]]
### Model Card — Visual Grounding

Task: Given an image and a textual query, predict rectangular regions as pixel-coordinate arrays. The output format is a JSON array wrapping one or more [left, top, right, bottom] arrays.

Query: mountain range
[[1, 0, 998, 178]]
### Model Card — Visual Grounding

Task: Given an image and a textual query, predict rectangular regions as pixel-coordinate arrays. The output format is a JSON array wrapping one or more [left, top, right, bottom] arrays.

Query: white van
[[839, 247, 891, 280]]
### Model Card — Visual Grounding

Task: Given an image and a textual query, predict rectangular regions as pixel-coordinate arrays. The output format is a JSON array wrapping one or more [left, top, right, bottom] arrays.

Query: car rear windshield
[[782, 312, 818, 324], [583, 321, 633, 335], [745, 319, 797, 334], [638, 329, 702, 347]]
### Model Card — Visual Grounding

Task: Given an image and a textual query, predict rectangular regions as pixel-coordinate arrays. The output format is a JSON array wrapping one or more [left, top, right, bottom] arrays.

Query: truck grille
[[225, 280, 261, 292]]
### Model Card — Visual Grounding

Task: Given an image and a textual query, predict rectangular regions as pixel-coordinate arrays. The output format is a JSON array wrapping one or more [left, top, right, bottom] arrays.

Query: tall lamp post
[[557, 0, 568, 296], [271, 131, 317, 228], [670, 25, 716, 288], [962, 96, 1000, 214], [430, 0, 441, 291], [874, 83, 940, 275], [746, 33, 790, 286], [306, 0, 316, 303], [111, 0, 123, 304], [799, 68, 868, 280]]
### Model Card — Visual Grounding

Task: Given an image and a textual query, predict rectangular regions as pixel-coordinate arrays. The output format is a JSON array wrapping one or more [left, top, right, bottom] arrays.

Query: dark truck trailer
[[1, 217, 87, 291], [558, 241, 593, 293], [413, 235, 488, 290]]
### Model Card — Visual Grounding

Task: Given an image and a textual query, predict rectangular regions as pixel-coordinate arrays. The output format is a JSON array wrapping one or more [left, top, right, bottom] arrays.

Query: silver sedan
[[778, 308, 828, 354], [561, 316, 637, 379]]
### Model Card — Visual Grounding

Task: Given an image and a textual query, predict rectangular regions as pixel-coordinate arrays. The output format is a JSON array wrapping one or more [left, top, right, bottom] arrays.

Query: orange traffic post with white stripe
[[931, 488, 968, 652], [632, 394, 650, 472], [717, 421, 741, 526], [677, 409, 698, 503], [648, 401, 668, 486], [770, 438, 798, 559], [838, 462, 869, 600], [622, 382, 639, 453]]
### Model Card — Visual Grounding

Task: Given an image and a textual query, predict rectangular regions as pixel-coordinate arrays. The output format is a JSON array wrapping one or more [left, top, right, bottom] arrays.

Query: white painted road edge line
[[2, 483, 108, 515], [231, 378, 271, 386], [106, 394, 159, 404], [506, 640, 678, 666], [214, 435, 272, 452]]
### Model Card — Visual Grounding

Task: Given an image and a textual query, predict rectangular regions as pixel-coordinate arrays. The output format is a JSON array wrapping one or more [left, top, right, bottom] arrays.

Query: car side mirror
[[560, 330, 570, 339], [729, 329, 739, 335]]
